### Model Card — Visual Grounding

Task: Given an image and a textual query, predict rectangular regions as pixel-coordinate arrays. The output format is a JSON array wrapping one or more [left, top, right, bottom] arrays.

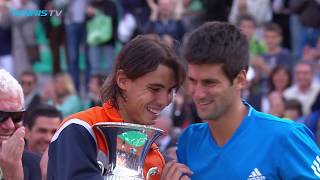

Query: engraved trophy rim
[[93, 122, 164, 133]]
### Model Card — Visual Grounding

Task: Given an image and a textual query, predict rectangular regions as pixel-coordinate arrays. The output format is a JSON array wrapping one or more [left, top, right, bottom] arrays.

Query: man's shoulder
[[50, 107, 106, 143], [254, 110, 298, 127], [180, 123, 208, 139], [64, 106, 106, 125], [252, 110, 313, 138]]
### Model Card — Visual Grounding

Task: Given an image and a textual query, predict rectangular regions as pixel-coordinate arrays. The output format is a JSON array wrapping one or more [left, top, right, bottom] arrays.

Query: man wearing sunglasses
[[0, 69, 41, 180]]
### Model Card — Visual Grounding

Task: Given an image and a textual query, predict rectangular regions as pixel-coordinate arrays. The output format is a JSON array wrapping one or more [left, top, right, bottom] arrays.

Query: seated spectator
[[301, 36, 320, 84], [20, 71, 41, 112], [145, 0, 186, 42], [267, 65, 292, 94], [284, 62, 320, 115], [24, 105, 62, 155], [0, 69, 41, 180], [261, 65, 292, 113], [261, 22, 293, 72], [48, 73, 82, 118], [283, 99, 304, 122], [85, 74, 106, 108], [267, 91, 285, 118], [237, 14, 266, 57]]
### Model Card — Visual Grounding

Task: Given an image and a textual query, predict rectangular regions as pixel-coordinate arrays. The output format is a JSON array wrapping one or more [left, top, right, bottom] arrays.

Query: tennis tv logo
[[10, 9, 63, 17]]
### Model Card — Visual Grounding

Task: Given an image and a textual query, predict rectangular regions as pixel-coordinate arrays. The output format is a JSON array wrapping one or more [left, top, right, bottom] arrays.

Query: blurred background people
[[11, 0, 38, 77], [86, 0, 118, 76], [284, 62, 320, 116], [48, 73, 81, 118], [0, 0, 14, 75], [85, 74, 105, 108], [20, 71, 41, 112], [145, 0, 186, 42]]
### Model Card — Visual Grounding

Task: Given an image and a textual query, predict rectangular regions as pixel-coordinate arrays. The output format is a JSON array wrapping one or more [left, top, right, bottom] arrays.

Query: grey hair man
[[0, 69, 41, 180]]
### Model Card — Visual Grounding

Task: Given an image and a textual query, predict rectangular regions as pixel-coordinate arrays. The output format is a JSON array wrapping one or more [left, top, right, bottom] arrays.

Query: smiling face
[[295, 63, 313, 90], [26, 116, 61, 155], [188, 64, 245, 121], [0, 90, 23, 146], [272, 68, 290, 92], [117, 65, 176, 125]]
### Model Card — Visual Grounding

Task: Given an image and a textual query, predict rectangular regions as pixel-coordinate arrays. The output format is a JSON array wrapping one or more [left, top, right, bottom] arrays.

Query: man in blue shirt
[[176, 22, 320, 179]]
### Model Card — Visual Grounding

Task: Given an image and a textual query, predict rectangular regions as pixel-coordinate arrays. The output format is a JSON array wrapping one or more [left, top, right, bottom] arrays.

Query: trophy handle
[[97, 161, 107, 176], [146, 167, 159, 180]]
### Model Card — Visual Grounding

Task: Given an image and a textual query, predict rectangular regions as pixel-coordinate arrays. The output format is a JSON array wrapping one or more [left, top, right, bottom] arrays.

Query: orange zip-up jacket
[[47, 102, 165, 180]]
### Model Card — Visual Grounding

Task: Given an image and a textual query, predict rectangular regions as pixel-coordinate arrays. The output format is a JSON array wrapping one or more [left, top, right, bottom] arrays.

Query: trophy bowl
[[93, 122, 164, 180]]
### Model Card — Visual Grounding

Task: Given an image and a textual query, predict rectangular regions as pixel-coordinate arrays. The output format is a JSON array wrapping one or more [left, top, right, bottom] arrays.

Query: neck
[[267, 46, 280, 54], [159, 14, 170, 22], [117, 97, 132, 123], [299, 84, 311, 93], [208, 100, 247, 147], [274, 88, 284, 94]]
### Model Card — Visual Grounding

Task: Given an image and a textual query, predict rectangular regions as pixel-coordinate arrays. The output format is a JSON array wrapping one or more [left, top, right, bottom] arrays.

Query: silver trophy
[[93, 122, 163, 180]]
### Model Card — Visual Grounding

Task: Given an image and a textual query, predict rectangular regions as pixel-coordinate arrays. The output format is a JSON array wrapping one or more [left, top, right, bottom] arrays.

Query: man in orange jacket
[[47, 35, 192, 180]]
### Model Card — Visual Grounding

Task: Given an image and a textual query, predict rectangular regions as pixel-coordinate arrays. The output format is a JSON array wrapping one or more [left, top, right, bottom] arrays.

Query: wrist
[[1, 160, 23, 180]]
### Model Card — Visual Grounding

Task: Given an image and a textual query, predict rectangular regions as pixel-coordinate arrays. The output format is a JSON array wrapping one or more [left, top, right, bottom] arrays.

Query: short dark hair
[[183, 21, 249, 83], [284, 99, 303, 117], [24, 105, 62, 129], [264, 22, 283, 36], [100, 35, 186, 109], [21, 71, 37, 83], [91, 74, 107, 87], [236, 14, 257, 27]]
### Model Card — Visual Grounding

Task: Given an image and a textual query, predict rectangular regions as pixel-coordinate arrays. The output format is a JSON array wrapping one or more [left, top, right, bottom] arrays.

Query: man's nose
[[192, 84, 206, 100], [0, 117, 16, 131], [157, 92, 173, 107]]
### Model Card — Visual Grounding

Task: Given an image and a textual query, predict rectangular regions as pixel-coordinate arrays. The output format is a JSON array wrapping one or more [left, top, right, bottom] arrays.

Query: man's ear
[[116, 69, 130, 91], [25, 127, 31, 140], [234, 70, 247, 90]]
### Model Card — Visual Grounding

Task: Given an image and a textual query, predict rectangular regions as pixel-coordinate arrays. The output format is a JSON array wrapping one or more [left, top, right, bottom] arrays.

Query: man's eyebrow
[[147, 83, 166, 88], [148, 83, 177, 90]]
